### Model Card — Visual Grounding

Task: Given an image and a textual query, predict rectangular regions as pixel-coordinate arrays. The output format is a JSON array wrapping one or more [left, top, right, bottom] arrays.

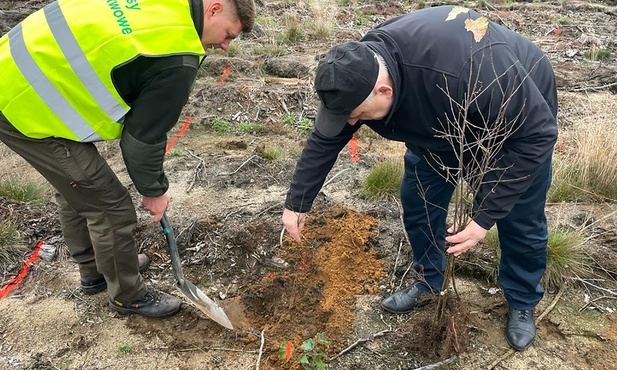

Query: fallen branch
[[570, 81, 617, 92], [321, 168, 349, 189], [486, 287, 565, 370], [573, 277, 617, 297], [148, 346, 257, 353], [186, 150, 205, 193], [220, 155, 257, 176], [412, 356, 457, 370], [327, 328, 391, 362], [256, 329, 265, 370]]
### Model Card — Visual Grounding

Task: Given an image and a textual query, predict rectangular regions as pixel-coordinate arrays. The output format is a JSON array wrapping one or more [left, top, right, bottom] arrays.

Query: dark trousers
[[400, 149, 552, 310], [0, 113, 145, 302]]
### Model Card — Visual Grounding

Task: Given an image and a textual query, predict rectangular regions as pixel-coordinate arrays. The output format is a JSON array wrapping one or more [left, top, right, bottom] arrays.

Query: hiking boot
[[505, 307, 536, 351], [381, 282, 436, 314], [81, 253, 150, 295], [108, 286, 182, 318]]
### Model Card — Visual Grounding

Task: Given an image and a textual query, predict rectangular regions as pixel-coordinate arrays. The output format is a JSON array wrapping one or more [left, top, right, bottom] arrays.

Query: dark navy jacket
[[285, 6, 558, 229]]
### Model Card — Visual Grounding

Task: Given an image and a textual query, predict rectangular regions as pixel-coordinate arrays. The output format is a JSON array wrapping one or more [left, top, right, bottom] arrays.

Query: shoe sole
[[108, 302, 181, 319], [505, 334, 535, 351], [81, 257, 150, 295], [82, 281, 107, 295], [381, 298, 432, 314]]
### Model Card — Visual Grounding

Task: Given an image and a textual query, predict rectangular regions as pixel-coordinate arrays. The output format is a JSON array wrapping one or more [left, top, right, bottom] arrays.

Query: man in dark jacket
[[0, 0, 255, 318], [282, 6, 557, 351]]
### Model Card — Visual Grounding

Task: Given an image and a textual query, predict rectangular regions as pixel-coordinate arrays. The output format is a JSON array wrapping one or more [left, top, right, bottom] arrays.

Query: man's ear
[[204, 1, 223, 18], [376, 84, 393, 98]]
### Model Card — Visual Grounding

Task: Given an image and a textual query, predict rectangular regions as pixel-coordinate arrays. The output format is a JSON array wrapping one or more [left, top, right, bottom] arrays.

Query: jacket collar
[[364, 36, 404, 125], [189, 0, 204, 39]]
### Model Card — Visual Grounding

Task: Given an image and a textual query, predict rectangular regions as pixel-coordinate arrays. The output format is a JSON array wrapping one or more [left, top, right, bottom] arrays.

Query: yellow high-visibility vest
[[0, 0, 205, 142]]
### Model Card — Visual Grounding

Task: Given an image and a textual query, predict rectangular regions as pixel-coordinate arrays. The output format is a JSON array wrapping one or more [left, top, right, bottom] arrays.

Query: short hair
[[228, 0, 256, 33]]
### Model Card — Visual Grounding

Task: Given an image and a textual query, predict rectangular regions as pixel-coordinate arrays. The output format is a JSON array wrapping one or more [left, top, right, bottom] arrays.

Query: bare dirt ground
[[1, 1, 617, 370]]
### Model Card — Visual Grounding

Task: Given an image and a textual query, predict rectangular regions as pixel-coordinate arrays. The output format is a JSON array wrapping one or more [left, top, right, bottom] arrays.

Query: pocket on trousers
[[49, 139, 116, 192]]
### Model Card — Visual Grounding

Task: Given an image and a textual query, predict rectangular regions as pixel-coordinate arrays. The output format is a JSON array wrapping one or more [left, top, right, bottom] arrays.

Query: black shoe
[[505, 307, 536, 351], [381, 283, 436, 314], [81, 253, 151, 295], [108, 286, 182, 318]]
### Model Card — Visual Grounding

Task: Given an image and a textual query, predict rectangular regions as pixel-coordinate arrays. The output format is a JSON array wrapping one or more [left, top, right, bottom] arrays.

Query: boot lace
[[517, 309, 531, 322], [142, 286, 162, 305]]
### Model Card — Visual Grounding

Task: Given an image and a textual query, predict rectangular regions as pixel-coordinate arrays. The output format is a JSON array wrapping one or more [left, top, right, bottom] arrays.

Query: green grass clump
[[259, 145, 282, 160], [281, 15, 303, 44], [544, 228, 587, 288], [583, 48, 612, 62], [239, 122, 264, 134], [117, 342, 131, 355], [252, 44, 288, 57], [360, 158, 404, 200], [210, 117, 233, 135], [284, 113, 313, 136], [482, 226, 587, 289], [0, 178, 45, 204]]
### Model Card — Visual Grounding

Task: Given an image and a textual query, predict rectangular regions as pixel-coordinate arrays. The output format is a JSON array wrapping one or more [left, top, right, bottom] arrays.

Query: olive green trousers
[[0, 113, 145, 302]]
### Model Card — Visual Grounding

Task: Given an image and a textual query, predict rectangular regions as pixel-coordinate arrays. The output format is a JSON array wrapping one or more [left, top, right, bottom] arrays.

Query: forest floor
[[1, 1, 617, 369]]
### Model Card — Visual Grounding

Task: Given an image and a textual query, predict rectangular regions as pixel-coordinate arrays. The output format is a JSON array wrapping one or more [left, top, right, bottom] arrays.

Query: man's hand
[[445, 220, 487, 256], [282, 208, 306, 243], [142, 193, 169, 222]]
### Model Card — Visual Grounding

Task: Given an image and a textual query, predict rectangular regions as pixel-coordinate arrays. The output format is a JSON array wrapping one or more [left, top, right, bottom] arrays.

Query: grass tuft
[[360, 158, 404, 200], [544, 228, 587, 288], [480, 226, 588, 289], [258, 145, 282, 160], [0, 222, 26, 273], [0, 178, 45, 204]]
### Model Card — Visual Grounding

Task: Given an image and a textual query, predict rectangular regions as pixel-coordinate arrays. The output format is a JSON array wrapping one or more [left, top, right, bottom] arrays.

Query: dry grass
[[550, 92, 617, 202]]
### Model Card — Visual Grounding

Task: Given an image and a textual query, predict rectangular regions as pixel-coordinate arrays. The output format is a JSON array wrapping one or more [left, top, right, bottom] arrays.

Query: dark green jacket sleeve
[[114, 55, 199, 196]]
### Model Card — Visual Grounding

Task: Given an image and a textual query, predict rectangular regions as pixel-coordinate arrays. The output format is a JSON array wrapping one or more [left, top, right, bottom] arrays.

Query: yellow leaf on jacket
[[445, 6, 469, 21], [465, 17, 489, 42]]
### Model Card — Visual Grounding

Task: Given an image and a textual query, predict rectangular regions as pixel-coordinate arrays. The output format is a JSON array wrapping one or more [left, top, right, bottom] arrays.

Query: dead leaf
[[465, 17, 489, 42], [445, 6, 469, 21]]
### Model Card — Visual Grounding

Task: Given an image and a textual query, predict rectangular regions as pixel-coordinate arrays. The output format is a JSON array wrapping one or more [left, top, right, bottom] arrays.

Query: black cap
[[314, 41, 379, 137]]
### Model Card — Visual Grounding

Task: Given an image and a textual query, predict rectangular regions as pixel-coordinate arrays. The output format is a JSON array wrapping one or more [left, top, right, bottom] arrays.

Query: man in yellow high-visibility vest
[[0, 0, 255, 319]]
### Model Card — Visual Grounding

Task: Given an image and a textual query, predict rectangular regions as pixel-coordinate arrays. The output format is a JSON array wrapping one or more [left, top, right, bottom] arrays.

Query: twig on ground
[[147, 346, 257, 353], [570, 82, 617, 92], [327, 328, 391, 362], [280, 98, 290, 115], [321, 168, 349, 189], [412, 356, 457, 370], [579, 295, 617, 312], [486, 287, 565, 370], [176, 218, 198, 242], [256, 329, 265, 370], [390, 238, 404, 287], [573, 277, 617, 296], [393, 198, 414, 290], [186, 150, 205, 193], [279, 226, 285, 249], [220, 155, 257, 176]]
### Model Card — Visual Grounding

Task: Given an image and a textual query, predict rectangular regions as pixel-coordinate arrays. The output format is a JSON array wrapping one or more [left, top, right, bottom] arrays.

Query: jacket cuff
[[120, 130, 169, 197], [472, 211, 495, 231]]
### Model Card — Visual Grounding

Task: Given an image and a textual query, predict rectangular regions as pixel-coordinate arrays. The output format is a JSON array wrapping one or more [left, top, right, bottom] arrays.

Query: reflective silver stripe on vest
[[44, 3, 128, 122], [8, 23, 102, 142], [7, 1, 128, 141]]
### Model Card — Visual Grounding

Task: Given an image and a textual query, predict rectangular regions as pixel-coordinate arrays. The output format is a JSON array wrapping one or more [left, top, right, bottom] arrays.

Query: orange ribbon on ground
[[0, 241, 43, 299], [165, 115, 192, 153], [349, 134, 359, 163]]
